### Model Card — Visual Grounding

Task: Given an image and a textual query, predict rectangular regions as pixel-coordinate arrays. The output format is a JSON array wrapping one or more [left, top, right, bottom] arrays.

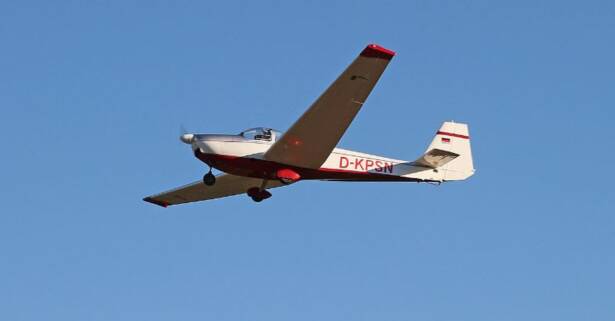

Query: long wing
[[143, 174, 285, 207], [264, 44, 395, 169]]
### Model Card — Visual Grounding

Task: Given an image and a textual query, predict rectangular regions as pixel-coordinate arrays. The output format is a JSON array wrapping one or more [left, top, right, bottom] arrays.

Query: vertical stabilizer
[[425, 122, 475, 181]]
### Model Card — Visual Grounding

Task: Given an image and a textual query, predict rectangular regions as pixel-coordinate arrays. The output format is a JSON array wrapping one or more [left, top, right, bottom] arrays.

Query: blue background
[[1, 1, 614, 320]]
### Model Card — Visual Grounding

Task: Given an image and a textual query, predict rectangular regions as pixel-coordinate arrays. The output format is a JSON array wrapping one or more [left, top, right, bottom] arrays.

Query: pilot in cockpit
[[255, 128, 272, 141], [240, 127, 280, 142]]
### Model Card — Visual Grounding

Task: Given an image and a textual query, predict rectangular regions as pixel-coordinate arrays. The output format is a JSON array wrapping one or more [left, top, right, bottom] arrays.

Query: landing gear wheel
[[203, 172, 216, 186], [247, 187, 272, 203]]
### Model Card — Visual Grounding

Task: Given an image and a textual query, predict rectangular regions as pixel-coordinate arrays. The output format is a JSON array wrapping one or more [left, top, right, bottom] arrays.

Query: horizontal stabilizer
[[413, 148, 459, 169]]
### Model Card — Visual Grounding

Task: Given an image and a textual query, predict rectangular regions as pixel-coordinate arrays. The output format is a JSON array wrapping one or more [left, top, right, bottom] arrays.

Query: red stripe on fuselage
[[195, 152, 419, 182]]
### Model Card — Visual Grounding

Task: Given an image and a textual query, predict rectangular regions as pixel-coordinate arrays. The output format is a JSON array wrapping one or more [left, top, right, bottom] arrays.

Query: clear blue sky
[[1, 1, 614, 320]]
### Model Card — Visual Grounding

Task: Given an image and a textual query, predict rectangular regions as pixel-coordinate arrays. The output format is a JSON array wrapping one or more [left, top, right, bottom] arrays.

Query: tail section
[[423, 122, 475, 181]]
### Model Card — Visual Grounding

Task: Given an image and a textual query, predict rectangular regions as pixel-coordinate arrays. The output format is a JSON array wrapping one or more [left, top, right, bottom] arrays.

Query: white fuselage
[[193, 138, 448, 182]]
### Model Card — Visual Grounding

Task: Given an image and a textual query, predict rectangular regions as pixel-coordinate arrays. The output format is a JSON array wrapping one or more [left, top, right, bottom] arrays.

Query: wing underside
[[143, 174, 285, 207], [264, 44, 395, 169]]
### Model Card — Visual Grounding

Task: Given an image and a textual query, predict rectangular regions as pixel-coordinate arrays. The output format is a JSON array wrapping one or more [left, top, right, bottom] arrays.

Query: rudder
[[425, 122, 475, 181]]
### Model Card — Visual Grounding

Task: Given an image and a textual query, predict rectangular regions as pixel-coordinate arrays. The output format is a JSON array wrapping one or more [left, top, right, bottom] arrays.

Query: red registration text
[[338, 156, 394, 173]]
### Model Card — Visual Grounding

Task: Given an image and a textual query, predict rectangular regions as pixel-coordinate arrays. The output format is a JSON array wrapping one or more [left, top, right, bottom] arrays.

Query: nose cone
[[180, 133, 195, 144]]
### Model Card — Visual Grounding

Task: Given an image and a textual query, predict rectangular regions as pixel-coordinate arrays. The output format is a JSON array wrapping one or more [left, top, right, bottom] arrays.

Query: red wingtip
[[143, 197, 169, 208], [360, 44, 396, 60]]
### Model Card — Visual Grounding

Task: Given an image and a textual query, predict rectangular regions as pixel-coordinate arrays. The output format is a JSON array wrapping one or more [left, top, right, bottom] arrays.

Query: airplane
[[143, 44, 475, 206]]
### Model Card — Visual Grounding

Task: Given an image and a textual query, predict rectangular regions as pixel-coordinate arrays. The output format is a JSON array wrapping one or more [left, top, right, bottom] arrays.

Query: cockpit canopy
[[239, 127, 282, 142]]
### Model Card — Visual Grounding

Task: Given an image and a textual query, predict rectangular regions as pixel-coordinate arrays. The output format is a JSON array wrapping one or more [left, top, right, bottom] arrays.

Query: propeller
[[179, 124, 195, 144]]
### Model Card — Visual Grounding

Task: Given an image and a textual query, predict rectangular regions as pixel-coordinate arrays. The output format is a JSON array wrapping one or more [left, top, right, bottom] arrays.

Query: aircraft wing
[[143, 174, 285, 207], [264, 44, 395, 169]]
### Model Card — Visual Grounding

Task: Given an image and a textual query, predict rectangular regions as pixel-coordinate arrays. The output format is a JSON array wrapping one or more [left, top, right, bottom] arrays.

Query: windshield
[[239, 127, 282, 142]]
